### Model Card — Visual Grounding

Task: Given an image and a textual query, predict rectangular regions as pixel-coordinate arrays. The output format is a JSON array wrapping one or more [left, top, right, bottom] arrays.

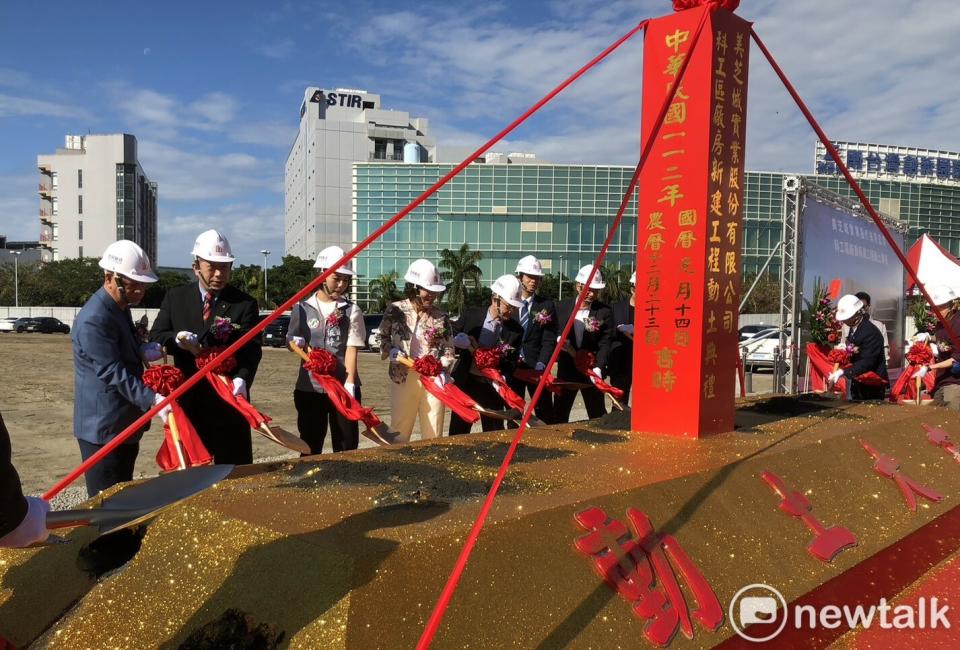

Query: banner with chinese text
[[633, 7, 750, 437]]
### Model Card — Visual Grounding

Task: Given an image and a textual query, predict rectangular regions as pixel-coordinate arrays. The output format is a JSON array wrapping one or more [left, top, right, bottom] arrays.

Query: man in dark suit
[[609, 271, 636, 406], [448, 275, 524, 435], [828, 294, 888, 400], [150, 230, 262, 464], [73, 240, 168, 496], [553, 265, 614, 422], [508, 255, 558, 424]]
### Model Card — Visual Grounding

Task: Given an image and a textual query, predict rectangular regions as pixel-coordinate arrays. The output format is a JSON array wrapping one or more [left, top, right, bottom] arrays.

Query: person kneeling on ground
[[917, 286, 960, 410]]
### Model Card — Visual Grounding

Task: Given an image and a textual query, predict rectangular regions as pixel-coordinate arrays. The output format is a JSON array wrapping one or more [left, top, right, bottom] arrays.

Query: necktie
[[520, 301, 530, 332], [202, 293, 213, 323]]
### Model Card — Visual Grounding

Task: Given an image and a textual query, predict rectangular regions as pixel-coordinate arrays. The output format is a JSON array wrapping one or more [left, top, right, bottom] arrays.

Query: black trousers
[[449, 378, 508, 435], [294, 388, 360, 454], [77, 439, 140, 498], [850, 380, 885, 401], [181, 379, 253, 465], [507, 377, 555, 425], [552, 370, 607, 423], [609, 372, 632, 407]]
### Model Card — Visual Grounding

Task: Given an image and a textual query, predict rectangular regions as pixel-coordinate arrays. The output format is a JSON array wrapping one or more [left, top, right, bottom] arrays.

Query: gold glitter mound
[[4, 395, 960, 648]]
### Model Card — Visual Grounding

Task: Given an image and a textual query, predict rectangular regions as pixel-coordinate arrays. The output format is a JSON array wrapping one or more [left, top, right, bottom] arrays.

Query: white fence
[[0, 307, 160, 329]]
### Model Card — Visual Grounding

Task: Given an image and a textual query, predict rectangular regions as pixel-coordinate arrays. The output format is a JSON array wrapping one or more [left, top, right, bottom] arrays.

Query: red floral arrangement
[[906, 342, 935, 366], [195, 347, 238, 373], [413, 355, 443, 377], [143, 365, 184, 396], [673, 0, 739, 10], [304, 348, 338, 375], [827, 349, 851, 367], [474, 346, 503, 370], [325, 307, 343, 327]]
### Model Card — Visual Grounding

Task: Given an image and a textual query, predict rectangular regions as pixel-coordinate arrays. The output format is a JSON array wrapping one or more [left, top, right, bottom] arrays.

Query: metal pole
[[739, 241, 782, 312], [558, 255, 563, 300], [12, 251, 21, 308], [260, 249, 270, 306]]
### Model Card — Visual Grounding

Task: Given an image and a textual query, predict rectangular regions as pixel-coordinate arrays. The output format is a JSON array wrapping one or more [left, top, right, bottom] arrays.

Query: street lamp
[[558, 255, 564, 300], [11, 251, 22, 308], [260, 249, 270, 306]]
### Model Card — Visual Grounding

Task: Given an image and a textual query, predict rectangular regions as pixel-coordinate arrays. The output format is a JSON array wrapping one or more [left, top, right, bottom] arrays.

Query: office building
[[37, 134, 158, 263]]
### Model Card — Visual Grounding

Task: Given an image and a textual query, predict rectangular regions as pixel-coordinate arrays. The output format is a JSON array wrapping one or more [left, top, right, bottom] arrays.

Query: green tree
[[368, 271, 401, 313], [265, 255, 316, 308], [438, 243, 483, 316], [21, 258, 103, 306], [230, 264, 265, 307], [599, 264, 632, 304], [143, 270, 192, 308], [740, 272, 780, 314]]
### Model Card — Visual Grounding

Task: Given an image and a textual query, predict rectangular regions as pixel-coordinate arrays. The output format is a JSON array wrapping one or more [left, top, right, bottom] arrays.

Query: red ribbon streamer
[[890, 365, 936, 403], [806, 343, 848, 394], [302, 349, 384, 429], [419, 375, 480, 424], [155, 404, 212, 470], [474, 367, 527, 412], [512, 368, 564, 394], [205, 373, 270, 429], [574, 350, 625, 400]]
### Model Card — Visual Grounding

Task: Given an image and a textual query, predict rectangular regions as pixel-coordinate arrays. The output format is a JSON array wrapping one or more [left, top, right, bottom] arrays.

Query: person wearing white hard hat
[[150, 229, 262, 464], [378, 259, 456, 441], [553, 264, 614, 422], [827, 294, 888, 400], [840, 292, 889, 364], [448, 274, 524, 435], [510, 255, 558, 424], [609, 270, 637, 406], [72, 240, 169, 497], [286, 246, 367, 453], [916, 286, 960, 409]]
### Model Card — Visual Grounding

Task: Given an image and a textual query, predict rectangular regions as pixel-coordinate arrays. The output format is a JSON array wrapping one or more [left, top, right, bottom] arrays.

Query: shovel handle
[[167, 412, 187, 470], [288, 341, 311, 363]]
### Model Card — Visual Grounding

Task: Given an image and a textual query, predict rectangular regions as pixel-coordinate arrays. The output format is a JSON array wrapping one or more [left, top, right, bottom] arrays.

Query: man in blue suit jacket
[[72, 241, 167, 497]]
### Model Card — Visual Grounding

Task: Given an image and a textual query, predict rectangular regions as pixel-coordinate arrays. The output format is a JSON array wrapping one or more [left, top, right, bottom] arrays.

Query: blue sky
[[2, 0, 959, 267]]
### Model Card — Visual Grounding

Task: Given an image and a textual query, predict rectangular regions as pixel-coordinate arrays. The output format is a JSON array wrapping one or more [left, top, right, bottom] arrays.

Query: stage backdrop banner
[[799, 193, 906, 368], [633, 7, 751, 438]]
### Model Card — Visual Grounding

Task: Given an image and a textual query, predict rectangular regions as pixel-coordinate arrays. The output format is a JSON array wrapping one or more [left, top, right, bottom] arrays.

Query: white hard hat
[[629, 271, 636, 285], [404, 259, 446, 293], [835, 294, 864, 321], [575, 264, 605, 289], [515, 255, 544, 277], [929, 285, 957, 307], [98, 240, 158, 283], [191, 229, 235, 263], [490, 274, 523, 307], [313, 245, 356, 275]]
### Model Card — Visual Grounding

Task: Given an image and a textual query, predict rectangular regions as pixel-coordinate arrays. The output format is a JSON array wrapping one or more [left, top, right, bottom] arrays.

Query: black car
[[363, 314, 383, 351], [15, 317, 70, 334], [261, 315, 291, 348]]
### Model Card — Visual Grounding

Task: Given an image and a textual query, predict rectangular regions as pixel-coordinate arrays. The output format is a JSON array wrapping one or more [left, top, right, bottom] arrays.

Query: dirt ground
[[0, 334, 591, 495]]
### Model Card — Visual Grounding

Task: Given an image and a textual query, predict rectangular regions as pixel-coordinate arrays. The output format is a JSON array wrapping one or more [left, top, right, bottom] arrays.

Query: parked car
[[15, 317, 70, 334], [0, 318, 16, 333], [739, 324, 776, 342], [261, 315, 291, 348], [364, 314, 383, 351], [741, 328, 784, 370]]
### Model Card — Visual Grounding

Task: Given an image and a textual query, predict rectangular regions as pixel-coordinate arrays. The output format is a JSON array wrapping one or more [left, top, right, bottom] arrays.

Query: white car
[[741, 328, 781, 369], [0, 318, 16, 333]]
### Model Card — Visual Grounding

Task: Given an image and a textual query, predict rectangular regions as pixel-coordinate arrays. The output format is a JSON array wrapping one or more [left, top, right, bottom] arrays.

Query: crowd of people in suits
[[1, 232, 640, 548]]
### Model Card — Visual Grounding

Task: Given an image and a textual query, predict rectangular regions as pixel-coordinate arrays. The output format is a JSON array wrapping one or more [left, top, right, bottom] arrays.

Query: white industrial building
[[283, 88, 436, 259], [37, 134, 157, 264]]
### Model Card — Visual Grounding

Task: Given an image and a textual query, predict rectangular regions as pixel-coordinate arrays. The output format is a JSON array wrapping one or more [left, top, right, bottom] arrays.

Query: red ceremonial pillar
[[632, 5, 750, 437]]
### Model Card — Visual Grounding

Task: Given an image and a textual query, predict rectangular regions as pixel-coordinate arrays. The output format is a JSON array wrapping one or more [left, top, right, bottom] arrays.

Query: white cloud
[[0, 93, 91, 120], [156, 204, 284, 267], [257, 38, 296, 59], [0, 174, 42, 241]]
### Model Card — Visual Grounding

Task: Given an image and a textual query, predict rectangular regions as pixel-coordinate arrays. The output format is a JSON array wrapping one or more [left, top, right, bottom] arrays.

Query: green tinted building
[[352, 161, 960, 309]]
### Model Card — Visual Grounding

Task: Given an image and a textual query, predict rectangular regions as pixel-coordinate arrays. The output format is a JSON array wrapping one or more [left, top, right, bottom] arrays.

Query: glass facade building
[[353, 163, 960, 309]]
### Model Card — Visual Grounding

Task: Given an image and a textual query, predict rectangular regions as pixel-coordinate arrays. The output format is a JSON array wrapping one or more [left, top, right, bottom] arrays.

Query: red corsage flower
[[143, 364, 184, 396], [304, 348, 338, 375], [195, 347, 238, 373]]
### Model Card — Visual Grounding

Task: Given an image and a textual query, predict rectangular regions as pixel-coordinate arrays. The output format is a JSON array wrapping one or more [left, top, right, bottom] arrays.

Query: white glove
[[931, 343, 940, 358], [154, 392, 173, 422], [915, 333, 931, 343], [827, 369, 844, 384], [0, 496, 50, 548], [915, 365, 929, 379], [289, 335, 306, 349], [617, 324, 635, 335], [591, 367, 602, 378], [232, 377, 248, 400], [389, 347, 402, 361], [534, 361, 546, 372], [140, 342, 163, 362], [344, 382, 356, 398], [453, 332, 472, 349], [434, 373, 450, 388], [176, 331, 198, 349]]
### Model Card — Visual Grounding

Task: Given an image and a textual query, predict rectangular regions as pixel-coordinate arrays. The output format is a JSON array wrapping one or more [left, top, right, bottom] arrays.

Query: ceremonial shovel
[[211, 373, 311, 454], [761, 471, 857, 562], [45, 464, 234, 537]]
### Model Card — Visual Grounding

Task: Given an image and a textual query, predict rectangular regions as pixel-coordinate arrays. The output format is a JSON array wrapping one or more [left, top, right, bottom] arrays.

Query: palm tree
[[439, 243, 483, 316], [598, 264, 632, 304], [368, 271, 400, 313]]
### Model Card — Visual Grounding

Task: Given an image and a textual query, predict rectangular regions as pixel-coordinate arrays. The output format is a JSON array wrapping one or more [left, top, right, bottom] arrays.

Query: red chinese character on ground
[[574, 507, 724, 646]]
